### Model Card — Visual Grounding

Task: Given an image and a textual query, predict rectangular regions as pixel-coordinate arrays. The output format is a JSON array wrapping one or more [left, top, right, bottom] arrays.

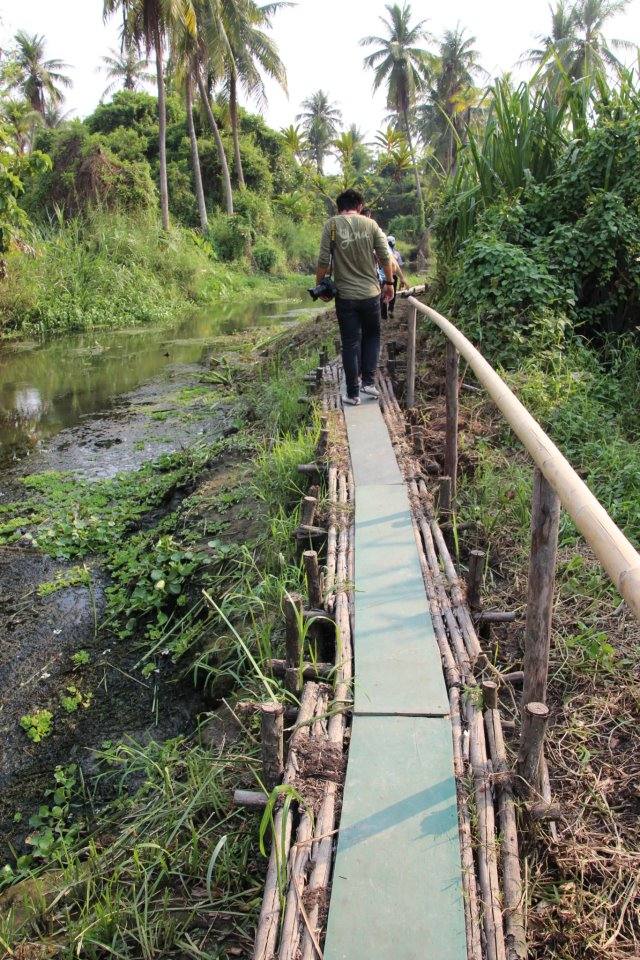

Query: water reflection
[[0, 289, 315, 466]]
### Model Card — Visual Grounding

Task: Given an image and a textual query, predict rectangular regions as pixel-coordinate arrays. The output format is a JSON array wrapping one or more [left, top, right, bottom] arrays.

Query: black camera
[[308, 277, 338, 302]]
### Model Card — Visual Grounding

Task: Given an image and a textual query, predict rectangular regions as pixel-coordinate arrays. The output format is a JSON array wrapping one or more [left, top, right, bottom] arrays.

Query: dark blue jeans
[[336, 295, 381, 399]]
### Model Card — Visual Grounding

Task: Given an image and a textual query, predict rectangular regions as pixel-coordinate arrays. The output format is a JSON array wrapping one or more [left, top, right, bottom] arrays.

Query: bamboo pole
[[445, 341, 459, 500], [438, 476, 452, 517], [467, 549, 485, 612], [407, 298, 640, 620], [260, 703, 284, 791], [483, 692, 527, 960], [284, 592, 303, 694], [253, 683, 320, 960], [522, 469, 560, 708], [406, 304, 417, 408], [450, 687, 482, 960], [469, 707, 507, 960], [234, 788, 268, 809], [517, 702, 550, 797], [303, 550, 324, 609], [324, 466, 338, 603], [300, 496, 318, 528]]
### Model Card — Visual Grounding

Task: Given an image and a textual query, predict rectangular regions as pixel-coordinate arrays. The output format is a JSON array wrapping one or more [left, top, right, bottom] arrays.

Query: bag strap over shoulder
[[328, 219, 337, 277]]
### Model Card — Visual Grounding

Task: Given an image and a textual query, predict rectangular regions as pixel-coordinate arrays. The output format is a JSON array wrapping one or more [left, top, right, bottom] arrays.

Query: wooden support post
[[482, 680, 498, 710], [438, 476, 452, 518], [387, 339, 397, 360], [466, 549, 485, 611], [522, 469, 560, 708], [333, 336, 341, 355], [303, 549, 323, 608], [517, 702, 549, 796], [260, 703, 284, 791], [387, 357, 397, 380], [319, 347, 329, 367], [300, 496, 317, 527], [406, 305, 417, 408], [444, 341, 459, 499], [315, 366, 323, 386], [284, 592, 303, 694]]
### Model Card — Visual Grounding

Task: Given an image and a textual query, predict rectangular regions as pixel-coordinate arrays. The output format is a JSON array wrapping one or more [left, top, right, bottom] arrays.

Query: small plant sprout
[[20, 709, 54, 742], [71, 649, 91, 667]]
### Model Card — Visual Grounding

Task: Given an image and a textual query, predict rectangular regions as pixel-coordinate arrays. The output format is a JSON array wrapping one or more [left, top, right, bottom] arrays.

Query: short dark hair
[[336, 189, 364, 212]]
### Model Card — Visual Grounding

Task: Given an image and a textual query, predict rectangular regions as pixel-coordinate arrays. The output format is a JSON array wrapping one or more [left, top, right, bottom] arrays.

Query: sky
[[1, 0, 639, 140]]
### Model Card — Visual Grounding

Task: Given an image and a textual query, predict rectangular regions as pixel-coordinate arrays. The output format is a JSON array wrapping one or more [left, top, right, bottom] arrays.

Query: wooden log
[[324, 467, 338, 602], [501, 670, 524, 686], [450, 688, 483, 960], [278, 810, 314, 960], [539, 752, 558, 841], [478, 610, 518, 624], [445, 341, 459, 499], [319, 347, 329, 367], [267, 659, 333, 680], [387, 339, 397, 360], [300, 496, 318, 527], [438, 475, 452, 517], [315, 366, 323, 385], [466, 549, 485, 611], [469, 707, 506, 960], [517, 702, 549, 797], [527, 800, 563, 821], [333, 336, 341, 355], [294, 524, 327, 545], [483, 702, 527, 960], [234, 788, 268, 809], [303, 549, 323, 609], [260, 703, 284, 791], [297, 463, 321, 480], [522, 469, 560, 708], [405, 304, 417, 407]]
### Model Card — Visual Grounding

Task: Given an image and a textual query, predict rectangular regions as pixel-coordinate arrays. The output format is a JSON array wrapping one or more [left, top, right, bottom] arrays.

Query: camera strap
[[328, 220, 336, 277]]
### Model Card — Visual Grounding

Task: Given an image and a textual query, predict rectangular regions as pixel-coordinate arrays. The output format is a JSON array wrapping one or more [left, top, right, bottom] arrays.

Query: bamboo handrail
[[407, 296, 640, 621]]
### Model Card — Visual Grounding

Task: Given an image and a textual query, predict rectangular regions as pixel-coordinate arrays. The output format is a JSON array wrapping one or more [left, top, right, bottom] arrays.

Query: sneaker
[[344, 395, 361, 406], [361, 384, 379, 399]]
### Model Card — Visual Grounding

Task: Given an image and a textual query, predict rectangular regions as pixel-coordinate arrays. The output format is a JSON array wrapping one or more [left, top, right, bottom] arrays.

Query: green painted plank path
[[323, 396, 467, 960]]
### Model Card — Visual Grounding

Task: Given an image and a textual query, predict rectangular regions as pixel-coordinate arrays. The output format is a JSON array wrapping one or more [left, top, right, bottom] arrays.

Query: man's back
[[319, 213, 390, 301]]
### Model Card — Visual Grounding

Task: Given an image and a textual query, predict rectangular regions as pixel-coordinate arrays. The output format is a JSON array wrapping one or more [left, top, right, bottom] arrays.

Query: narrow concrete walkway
[[323, 397, 467, 960]]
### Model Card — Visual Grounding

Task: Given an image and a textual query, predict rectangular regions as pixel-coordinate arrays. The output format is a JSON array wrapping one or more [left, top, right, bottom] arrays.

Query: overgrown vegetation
[[0, 319, 331, 956]]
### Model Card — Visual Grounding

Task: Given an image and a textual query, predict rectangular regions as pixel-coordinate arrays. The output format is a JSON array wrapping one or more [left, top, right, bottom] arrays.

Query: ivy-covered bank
[[0, 312, 332, 958]]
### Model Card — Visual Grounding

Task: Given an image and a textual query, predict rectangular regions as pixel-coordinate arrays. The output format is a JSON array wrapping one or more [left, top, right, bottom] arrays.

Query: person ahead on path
[[316, 189, 394, 406], [382, 235, 408, 320]]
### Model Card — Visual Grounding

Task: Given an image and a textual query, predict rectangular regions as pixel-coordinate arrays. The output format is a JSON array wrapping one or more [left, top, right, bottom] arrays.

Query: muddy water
[[0, 290, 314, 470]]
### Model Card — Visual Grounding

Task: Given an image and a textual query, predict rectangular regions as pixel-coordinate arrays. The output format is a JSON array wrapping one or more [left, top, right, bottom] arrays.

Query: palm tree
[[170, 13, 208, 229], [10, 31, 71, 116], [219, 0, 288, 189], [280, 123, 306, 160], [296, 90, 342, 174], [523, 0, 635, 85], [570, 0, 635, 78], [0, 98, 42, 153], [417, 27, 485, 173], [361, 3, 434, 232], [191, 0, 234, 214], [103, 0, 196, 230], [99, 43, 154, 99]]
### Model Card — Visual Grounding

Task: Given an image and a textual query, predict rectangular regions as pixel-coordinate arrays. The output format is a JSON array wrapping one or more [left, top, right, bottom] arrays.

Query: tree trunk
[[229, 71, 246, 189], [402, 107, 426, 234], [196, 70, 234, 215], [154, 26, 170, 231], [185, 71, 208, 231]]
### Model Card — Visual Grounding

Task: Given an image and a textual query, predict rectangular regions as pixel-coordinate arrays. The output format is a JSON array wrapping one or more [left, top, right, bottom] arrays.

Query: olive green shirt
[[318, 214, 391, 300]]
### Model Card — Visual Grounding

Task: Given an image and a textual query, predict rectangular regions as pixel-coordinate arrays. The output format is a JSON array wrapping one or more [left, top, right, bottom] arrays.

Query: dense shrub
[[252, 237, 282, 274], [25, 123, 156, 219]]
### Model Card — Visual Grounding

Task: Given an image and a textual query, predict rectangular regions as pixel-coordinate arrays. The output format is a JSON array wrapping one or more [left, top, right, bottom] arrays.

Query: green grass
[[0, 210, 311, 337]]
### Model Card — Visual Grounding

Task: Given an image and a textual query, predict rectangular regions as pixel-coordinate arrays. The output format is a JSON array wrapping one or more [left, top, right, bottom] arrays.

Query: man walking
[[315, 189, 394, 405]]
